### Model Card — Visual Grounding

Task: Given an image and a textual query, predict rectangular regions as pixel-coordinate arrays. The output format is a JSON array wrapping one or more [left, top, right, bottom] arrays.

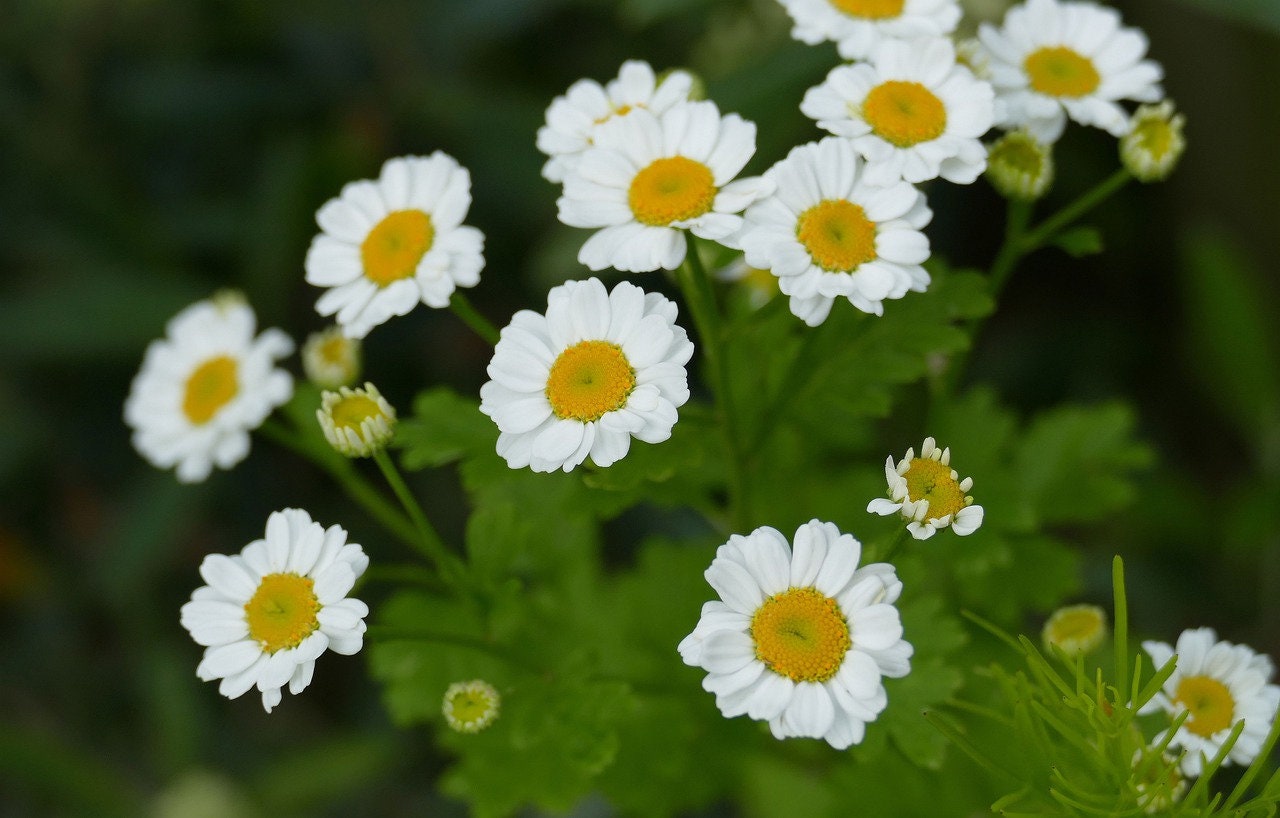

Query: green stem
[[258, 419, 420, 549], [678, 238, 750, 531], [875, 525, 914, 564], [1112, 556, 1130, 706], [450, 291, 500, 346], [1020, 168, 1132, 254], [372, 448, 464, 583]]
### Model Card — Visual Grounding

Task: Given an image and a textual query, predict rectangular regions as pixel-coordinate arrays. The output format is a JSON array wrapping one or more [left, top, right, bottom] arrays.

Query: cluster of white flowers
[[116, 0, 1201, 769]]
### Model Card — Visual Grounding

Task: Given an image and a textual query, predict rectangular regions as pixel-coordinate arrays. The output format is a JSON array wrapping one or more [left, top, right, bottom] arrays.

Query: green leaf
[[1049, 225, 1104, 258], [396, 387, 497, 471], [1013, 402, 1152, 526], [438, 666, 634, 818]]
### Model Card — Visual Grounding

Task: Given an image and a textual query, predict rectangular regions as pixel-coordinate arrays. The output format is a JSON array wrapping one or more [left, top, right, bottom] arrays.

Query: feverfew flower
[[479, 277, 694, 473], [557, 101, 773, 273], [304, 153, 485, 338], [678, 520, 913, 749], [1120, 101, 1186, 183], [179, 508, 370, 713], [977, 0, 1164, 143], [801, 38, 994, 185], [739, 136, 931, 325], [125, 294, 293, 483], [1140, 628, 1280, 777], [1042, 603, 1107, 656], [867, 436, 984, 539], [317, 382, 396, 458], [777, 0, 962, 61], [536, 60, 695, 184], [301, 326, 361, 389], [443, 680, 502, 733]]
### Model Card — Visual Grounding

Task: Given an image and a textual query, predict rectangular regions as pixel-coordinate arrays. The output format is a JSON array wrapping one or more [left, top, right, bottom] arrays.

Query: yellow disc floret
[[628, 156, 717, 226], [545, 340, 637, 422], [1174, 675, 1236, 738], [750, 587, 852, 683], [830, 0, 905, 19], [442, 679, 502, 733], [796, 199, 878, 272], [244, 573, 321, 654], [1024, 46, 1101, 98], [330, 394, 385, 431], [903, 457, 967, 520], [182, 355, 239, 425], [361, 209, 435, 287], [862, 80, 948, 148], [1043, 604, 1108, 656]]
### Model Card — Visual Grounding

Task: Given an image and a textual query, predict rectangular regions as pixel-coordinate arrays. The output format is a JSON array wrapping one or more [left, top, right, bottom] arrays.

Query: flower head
[[801, 38, 995, 186], [985, 129, 1054, 200], [1140, 628, 1280, 777], [977, 0, 1164, 143], [480, 277, 694, 473], [317, 382, 396, 458], [304, 153, 485, 338], [557, 100, 773, 273], [1042, 603, 1107, 656], [302, 326, 362, 389], [179, 508, 370, 712], [777, 0, 962, 61], [537, 60, 695, 184], [867, 436, 984, 539], [1120, 101, 1186, 183], [125, 294, 294, 483], [739, 136, 931, 326], [443, 680, 502, 733], [678, 520, 913, 749]]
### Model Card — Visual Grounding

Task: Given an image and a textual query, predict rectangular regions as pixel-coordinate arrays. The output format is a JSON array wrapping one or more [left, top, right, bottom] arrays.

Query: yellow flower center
[[796, 199, 878, 272], [545, 340, 637, 422], [330, 394, 386, 431], [628, 156, 717, 226], [830, 0, 904, 19], [244, 573, 321, 654], [319, 335, 350, 364], [990, 132, 1047, 175], [1024, 46, 1100, 98], [361, 209, 435, 287], [903, 457, 967, 520], [1174, 675, 1236, 738], [862, 80, 948, 148], [750, 587, 852, 683], [182, 355, 239, 425], [447, 687, 497, 725]]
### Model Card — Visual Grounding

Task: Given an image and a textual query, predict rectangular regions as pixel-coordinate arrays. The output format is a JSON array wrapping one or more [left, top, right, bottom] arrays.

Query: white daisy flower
[[479, 277, 694, 473], [179, 508, 370, 713], [977, 0, 1164, 143], [557, 100, 773, 273], [536, 60, 695, 184], [1140, 628, 1280, 778], [777, 0, 962, 61], [678, 520, 913, 749], [867, 436, 984, 539], [125, 294, 294, 484], [304, 153, 486, 339], [801, 38, 994, 186], [738, 136, 932, 326]]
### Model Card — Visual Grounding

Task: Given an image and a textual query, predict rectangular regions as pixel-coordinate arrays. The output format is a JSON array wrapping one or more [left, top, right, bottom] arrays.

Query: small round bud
[[302, 326, 362, 389], [443, 679, 501, 733], [985, 130, 1054, 201], [1042, 603, 1108, 657], [317, 382, 395, 458], [1120, 101, 1186, 183]]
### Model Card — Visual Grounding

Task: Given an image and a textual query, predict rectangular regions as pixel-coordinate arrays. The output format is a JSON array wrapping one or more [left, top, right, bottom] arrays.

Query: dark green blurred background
[[2, 1, 1278, 815]]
